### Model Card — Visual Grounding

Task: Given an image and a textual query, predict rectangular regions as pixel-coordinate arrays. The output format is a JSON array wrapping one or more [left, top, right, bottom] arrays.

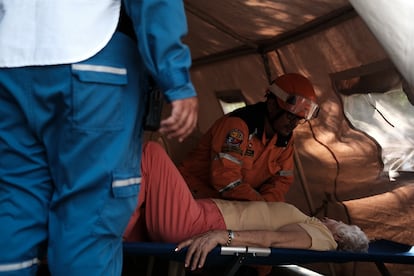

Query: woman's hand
[[175, 230, 227, 271]]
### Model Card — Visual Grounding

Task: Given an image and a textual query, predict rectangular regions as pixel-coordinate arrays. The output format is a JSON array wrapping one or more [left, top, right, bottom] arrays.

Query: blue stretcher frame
[[123, 239, 414, 276]]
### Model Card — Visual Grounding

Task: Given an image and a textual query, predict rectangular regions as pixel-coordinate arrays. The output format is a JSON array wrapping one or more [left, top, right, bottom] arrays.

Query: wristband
[[225, 230, 234, 246]]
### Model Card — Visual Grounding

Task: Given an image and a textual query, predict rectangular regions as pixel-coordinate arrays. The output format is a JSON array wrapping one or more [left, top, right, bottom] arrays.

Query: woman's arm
[[175, 224, 312, 271]]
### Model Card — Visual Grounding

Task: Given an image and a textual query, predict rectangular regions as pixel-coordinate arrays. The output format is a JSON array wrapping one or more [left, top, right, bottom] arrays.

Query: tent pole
[[293, 149, 315, 214]]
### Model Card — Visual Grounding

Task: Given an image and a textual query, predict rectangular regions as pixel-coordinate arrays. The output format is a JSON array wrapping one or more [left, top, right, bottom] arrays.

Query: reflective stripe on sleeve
[[0, 258, 39, 272], [112, 177, 142, 188], [277, 170, 293, 176], [215, 153, 242, 165], [219, 179, 242, 193], [72, 64, 127, 75]]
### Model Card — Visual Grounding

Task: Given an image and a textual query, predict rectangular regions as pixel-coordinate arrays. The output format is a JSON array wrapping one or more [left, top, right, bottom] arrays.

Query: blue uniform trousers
[[0, 32, 145, 275]]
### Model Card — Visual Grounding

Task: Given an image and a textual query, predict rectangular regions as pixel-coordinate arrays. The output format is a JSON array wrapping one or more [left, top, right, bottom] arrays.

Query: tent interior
[[138, 1, 414, 275]]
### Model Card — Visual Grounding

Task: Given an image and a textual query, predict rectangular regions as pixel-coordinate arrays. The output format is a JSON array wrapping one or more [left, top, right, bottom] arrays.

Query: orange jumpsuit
[[179, 102, 295, 202]]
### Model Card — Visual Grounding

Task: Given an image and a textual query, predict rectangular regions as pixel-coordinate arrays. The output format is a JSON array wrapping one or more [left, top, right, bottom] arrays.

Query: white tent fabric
[[349, 0, 414, 95], [342, 90, 414, 180]]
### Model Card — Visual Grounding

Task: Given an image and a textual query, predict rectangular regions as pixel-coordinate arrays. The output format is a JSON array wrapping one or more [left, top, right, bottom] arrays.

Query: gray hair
[[334, 223, 369, 253]]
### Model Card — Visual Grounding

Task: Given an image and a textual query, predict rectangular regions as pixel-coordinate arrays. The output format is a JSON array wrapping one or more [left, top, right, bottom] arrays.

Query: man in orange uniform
[[179, 73, 319, 202]]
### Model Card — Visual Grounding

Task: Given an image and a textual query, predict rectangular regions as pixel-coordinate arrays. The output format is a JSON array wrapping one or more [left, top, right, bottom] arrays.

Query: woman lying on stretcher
[[124, 142, 369, 271]]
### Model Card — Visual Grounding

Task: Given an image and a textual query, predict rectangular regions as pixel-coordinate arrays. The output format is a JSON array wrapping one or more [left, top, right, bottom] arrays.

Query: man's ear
[[267, 96, 277, 106], [266, 97, 279, 117]]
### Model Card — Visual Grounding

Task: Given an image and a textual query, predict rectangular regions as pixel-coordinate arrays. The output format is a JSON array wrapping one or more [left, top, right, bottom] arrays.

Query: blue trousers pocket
[[94, 174, 140, 237], [71, 63, 128, 131]]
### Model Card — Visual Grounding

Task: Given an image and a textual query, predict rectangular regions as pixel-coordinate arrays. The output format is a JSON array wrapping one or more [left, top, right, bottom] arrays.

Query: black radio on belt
[[144, 77, 164, 131], [117, 4, 164, 131]]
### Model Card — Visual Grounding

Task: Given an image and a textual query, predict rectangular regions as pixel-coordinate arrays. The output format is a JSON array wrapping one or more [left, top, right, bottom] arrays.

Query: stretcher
[[123, 239, 414, 276]]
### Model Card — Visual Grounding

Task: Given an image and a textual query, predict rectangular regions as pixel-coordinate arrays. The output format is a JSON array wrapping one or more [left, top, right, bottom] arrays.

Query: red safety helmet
[[268, 73, 319, 120]]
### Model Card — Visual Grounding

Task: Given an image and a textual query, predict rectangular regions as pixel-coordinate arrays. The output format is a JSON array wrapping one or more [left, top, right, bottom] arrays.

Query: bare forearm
[[229, 230, 272, 247], [230, 228, 311, 249]]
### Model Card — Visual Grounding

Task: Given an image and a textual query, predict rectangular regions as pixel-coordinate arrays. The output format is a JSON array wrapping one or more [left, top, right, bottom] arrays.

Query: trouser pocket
[[94, 173, 140, 237], [71, 63, 128, 131]]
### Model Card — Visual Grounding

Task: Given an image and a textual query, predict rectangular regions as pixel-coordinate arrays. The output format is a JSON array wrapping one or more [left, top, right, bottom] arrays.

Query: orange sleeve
[[260, 142, 295, 202], [209, 117, 264, 201]]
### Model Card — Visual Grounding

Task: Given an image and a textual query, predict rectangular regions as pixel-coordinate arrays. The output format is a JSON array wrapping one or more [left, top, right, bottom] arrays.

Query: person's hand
[[175, 230, 227, 271], [159, 97, 198, 142]]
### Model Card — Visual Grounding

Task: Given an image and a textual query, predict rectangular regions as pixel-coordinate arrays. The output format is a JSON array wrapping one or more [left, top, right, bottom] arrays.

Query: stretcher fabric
[[123, 239, 414, 266]]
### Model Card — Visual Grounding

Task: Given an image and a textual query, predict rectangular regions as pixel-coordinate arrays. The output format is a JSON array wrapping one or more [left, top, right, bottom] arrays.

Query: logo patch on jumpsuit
[[223, 129, 244, 154]]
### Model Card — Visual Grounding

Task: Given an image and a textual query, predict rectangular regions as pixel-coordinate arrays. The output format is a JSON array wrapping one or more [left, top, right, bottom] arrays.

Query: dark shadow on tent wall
[[331, 59, 403, 95], [331, 58, 414, 107]]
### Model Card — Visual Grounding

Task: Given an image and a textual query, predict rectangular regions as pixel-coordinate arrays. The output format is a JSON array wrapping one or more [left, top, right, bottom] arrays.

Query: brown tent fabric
[[345, 183, 414, 244]]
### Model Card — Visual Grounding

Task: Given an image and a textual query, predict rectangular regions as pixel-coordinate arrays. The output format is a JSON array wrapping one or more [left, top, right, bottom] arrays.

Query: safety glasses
[[267, 84, 320, 120]]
